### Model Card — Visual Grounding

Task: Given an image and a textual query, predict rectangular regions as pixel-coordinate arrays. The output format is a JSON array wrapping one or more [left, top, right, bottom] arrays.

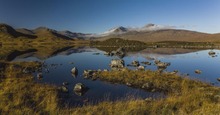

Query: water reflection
[[1, 45, 220, 105]]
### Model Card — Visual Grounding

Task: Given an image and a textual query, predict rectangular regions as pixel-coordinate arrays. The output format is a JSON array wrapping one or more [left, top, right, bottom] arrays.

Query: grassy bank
[[71, 69, 220, 114], [1, 62, 220, 114]]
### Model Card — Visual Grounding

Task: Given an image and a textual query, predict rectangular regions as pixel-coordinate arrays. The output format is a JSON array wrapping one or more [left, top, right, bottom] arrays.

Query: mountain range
[[1, 23, 220, 43]]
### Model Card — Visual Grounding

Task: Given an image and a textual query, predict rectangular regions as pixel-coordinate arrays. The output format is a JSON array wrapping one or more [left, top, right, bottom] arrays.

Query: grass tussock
[[0, 62, 59, 114]]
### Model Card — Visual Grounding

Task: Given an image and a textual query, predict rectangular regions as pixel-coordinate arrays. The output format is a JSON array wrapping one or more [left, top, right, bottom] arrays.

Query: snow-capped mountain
[[101, 24, 175, 36]]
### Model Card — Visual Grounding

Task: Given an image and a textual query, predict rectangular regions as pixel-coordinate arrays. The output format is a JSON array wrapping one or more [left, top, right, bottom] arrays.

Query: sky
[[0, 0, 220, 34]]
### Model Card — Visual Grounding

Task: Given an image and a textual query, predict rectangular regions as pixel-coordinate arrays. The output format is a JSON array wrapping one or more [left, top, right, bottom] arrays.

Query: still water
[[11, 47, 220, 105]]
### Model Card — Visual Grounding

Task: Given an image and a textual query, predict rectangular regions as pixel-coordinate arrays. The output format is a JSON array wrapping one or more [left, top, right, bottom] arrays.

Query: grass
[[0, 62, 220, 114], [0, 62, 59, 114]]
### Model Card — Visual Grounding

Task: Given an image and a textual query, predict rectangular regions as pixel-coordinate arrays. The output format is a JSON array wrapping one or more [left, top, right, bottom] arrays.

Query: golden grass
[[0, 62, 59, 114]]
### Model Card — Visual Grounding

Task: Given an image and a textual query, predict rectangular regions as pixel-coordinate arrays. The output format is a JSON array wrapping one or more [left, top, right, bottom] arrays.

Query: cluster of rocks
[[59, 82, 87, 96], [109, 59, 124, 68], [208, 50, 217, 57]]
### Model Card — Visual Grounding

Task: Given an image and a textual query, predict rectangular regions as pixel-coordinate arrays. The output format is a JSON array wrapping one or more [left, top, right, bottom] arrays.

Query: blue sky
[[0, 0, 220, 33]]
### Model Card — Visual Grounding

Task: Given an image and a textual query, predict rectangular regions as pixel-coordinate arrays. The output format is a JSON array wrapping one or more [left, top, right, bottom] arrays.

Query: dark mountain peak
[[0, 23, 18, 36]]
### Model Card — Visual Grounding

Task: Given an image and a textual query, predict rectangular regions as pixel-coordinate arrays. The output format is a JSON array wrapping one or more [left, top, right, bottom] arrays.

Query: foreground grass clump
[[0, 62, 59, 114]]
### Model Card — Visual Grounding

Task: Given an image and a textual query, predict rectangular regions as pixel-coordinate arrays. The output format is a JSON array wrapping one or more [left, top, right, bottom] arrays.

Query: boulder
[[137, 66, 145, 70], [74, 83, 86, 92], [71, 67, 78, 75], [109, 59, 124, 68], [208, 51, 216, 55], [195, 69, 202, 74]]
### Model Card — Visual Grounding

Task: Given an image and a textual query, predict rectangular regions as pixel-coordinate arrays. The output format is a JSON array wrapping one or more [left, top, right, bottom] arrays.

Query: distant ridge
[[1, 23, 220, 43], [0, 23, 36, 39]]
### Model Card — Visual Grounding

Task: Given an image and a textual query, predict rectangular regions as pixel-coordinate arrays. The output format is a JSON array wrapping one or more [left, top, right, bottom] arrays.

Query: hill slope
[[98, 29, 220, 42]]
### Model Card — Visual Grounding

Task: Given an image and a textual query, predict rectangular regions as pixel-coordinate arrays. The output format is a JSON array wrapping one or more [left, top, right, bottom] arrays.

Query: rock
[[155, 62, 170, 68], [63, 82, 68, 86], [170, 70, 178, 74], [131, 60, 140, 67], [97, 69, 102, 72], [61, 86, 68, 93], [83, 70, 94, 78], [109, 59, 124, 68], [154, 60, 161, 64], [103, 69, 108, 72], [126, 82, 132, 86], [142, 82, 153, 89], [145, 97, 153, 102], [137, 66, 145, 70], [208, 51, 216, 55], [195, 69, 202, 74], [74, 83, 86, 92], [71, 67, 78, 75], [37, 73, 43, 79]]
